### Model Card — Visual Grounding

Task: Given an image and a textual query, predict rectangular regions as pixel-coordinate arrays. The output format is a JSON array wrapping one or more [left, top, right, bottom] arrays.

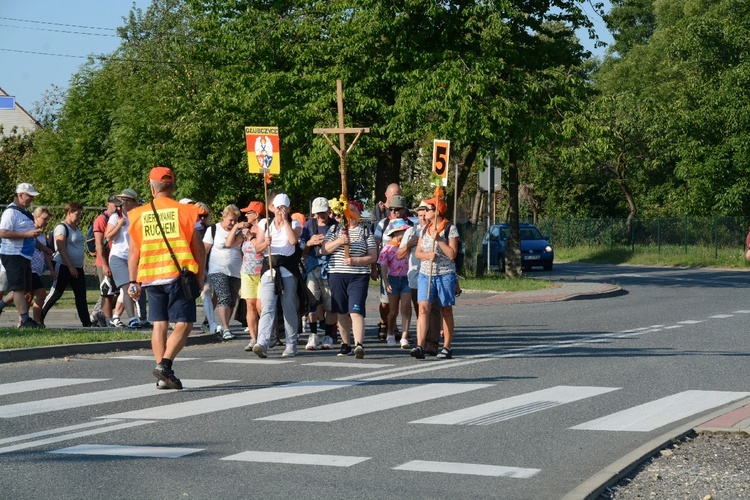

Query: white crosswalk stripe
[[102, 380, 362, 420], [571, 390, 750, 432], [393, 460, 540, 478], [222, 451, 370, 467], [411, 386, 619, 426], [0, 380, 234, 418], [257, 383, 492, 422], [0, 378, 106, 396]]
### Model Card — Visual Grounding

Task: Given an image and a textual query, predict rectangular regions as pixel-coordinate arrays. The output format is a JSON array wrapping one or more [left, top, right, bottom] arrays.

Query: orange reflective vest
[[127, 198, 200, 285]]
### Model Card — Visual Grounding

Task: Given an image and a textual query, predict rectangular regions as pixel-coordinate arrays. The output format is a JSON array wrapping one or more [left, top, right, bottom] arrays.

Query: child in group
[[377, 219, 412, 347]]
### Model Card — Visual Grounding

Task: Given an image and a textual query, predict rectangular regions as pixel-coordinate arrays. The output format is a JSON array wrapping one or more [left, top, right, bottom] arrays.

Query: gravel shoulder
[[600, 432, 750, 499]]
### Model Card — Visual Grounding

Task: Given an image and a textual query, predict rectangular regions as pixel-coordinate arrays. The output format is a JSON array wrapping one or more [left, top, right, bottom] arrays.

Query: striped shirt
[[325, 225, 375, 275]]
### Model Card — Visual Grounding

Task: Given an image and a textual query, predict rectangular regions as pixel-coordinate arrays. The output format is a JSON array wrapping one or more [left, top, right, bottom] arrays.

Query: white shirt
[[107, 212, 130, 260], [203, 223, 242, 278], [258, 218, 301, 278], [0, 204, 36, 259]]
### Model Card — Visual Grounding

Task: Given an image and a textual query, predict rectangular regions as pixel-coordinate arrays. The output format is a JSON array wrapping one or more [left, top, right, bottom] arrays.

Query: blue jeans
[[257, 271, 299, 348]]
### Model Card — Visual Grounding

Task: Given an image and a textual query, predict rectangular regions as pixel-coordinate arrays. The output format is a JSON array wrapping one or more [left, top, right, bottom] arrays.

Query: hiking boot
[[410, 345, 425, 359], [152, 363, 183, 390], [306, 334, 320, 350], [354, 343, 365, 359], [19, 317, 44, 329], [252, 343, 267, 359], [337, 343, 352, 357], [436, 347, 453, 359]]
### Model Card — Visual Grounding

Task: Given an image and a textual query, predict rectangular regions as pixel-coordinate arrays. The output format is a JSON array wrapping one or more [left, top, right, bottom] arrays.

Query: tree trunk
[[374, 144, 404, 203], [620, 178, 637, 235], [470, 190, 483, 225], [506, 149, 522, 278]]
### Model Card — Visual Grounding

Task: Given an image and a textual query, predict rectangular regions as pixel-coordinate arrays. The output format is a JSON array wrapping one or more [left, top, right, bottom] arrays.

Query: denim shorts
[[387, 275, 411, 296], [417, 272, 456, 307]]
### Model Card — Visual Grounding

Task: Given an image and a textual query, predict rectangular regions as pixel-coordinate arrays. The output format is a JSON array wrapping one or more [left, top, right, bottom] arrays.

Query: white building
[[0, 87, 39, 136]]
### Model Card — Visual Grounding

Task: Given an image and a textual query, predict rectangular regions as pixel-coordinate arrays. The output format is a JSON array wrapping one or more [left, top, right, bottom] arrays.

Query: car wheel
[[543, 262, 553, 271]]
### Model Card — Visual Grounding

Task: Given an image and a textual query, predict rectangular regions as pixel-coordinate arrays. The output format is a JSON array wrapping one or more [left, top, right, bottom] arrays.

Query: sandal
[[378, 322, 387, 341]]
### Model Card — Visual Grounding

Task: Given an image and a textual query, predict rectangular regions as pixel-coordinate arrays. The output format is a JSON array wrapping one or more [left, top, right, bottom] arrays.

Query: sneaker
[[110, 317, 125, 328], [139, 321, 152, 329], [19, 317, 44, 329], [95, 311, 108, 327], [282, 343, 298, 357], [243, 326, 249, 333], [152, 363, 183, 390], [410, 346, 425, 359], [436, 347, 453, 359], [222, 330, 235, 340], [354, 343, 365, 359], [214, 324, 223, 334], [306, 334, 320, 350], [252, 343, 267, 359], [400, 338, 410, 349], [386, 334, 398, 347], [244, 338, 257, 351], [337, 343, 352, 357], [128, 318, 142, 329], [321, 335, 333, 350]]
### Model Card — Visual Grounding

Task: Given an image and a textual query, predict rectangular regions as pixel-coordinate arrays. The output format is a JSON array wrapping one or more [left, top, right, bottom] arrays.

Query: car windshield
[[490, 226, 544, 240]]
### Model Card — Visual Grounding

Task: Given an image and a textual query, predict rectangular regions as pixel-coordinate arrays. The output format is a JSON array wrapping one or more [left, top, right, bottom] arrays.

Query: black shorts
[[146, 278, 196, 324], [1, 254, 32, 292], [329, 272, 369, 317], [31, 272, 43, 292]]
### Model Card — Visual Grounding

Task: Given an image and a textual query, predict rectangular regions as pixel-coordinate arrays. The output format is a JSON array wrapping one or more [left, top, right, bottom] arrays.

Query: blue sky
[[0, 0, 613, 115]]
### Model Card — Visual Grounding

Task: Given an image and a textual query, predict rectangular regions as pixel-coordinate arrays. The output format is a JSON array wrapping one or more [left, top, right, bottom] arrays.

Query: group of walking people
[[0, 171, 461, 389]]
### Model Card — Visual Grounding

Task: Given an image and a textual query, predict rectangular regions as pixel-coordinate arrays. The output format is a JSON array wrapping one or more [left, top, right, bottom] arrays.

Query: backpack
[[85, 211, 110, 257], [48, 223, 70, 253], [442, 223, 464, 274]]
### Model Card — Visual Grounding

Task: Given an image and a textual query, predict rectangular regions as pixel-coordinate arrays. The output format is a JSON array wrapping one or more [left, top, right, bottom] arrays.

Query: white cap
[[16, 183, 39, 196], [272, 193, 291, 208], [179, 198, 195, 204], [311, 197, 329, 213]]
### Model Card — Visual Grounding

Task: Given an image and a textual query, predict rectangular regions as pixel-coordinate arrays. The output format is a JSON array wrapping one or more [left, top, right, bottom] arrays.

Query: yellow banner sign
[[245, 126, 281, 174]]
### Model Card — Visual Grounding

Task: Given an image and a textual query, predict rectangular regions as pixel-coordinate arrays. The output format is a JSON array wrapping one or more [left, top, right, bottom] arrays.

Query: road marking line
[[222, 451, 370, 467], [411, 386, 619, 426], [301, 362, 394, 369], [257, 383, 492, 422], [0, 420, 153, 454], [102, 380, 361, 420], [709, 314, 733, 319], [393, 460, 540, 478], [663, 325, 683, 329], [733, 310, 750, 314], [0, 380, 235, 418], [0, 378, 107, 397], [206, 359, 294, 365], [678, 320, 703, 324], [110, 356, 199, 361], [49, 444, 202, 458], [571, 390, 750, 432], [0, 419, 123, 446]]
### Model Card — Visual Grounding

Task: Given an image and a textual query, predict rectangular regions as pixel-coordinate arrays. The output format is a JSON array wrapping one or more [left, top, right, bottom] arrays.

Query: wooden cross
[[313, 80, 370, 203]]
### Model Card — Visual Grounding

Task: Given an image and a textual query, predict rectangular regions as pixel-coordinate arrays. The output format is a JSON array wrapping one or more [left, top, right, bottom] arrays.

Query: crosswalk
[[1, 373, 748, 481]]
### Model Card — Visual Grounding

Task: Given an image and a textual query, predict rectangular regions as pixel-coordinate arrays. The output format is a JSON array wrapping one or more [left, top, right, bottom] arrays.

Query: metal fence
[[456, 216, 750, 275]]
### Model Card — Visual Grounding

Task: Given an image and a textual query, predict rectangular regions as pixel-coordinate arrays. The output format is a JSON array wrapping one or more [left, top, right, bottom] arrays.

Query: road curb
[[0, 331, 220, 364], [562, 396, 750, 500], [561, 285, 627, 301]]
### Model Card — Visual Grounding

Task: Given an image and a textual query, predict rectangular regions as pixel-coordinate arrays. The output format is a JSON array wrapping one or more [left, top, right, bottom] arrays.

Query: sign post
[[313, 80, 370, 257], [245, 126, 281, 269]]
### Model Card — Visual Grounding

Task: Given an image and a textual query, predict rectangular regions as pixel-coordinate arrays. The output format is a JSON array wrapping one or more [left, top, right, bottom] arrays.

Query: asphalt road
[[1, 262, 749, 499]]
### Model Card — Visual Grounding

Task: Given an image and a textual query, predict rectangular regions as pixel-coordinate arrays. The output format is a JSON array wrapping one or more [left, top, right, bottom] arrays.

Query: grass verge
[[0, 328, 151, 350]]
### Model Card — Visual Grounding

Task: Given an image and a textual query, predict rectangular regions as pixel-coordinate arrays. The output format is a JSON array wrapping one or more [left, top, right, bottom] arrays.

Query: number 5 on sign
[[432, 139, 450, 186]]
